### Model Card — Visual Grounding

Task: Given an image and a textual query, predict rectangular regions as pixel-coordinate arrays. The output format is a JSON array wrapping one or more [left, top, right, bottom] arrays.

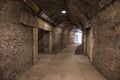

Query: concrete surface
[[18, 45, 107, 80]]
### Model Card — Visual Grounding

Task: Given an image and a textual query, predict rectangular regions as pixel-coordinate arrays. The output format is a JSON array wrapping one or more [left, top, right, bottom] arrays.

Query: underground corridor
[[0, 0, 120, 80]]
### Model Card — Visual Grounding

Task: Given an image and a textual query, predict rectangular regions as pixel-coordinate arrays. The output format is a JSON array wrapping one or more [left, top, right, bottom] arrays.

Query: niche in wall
[[38, 29, 50, 53]]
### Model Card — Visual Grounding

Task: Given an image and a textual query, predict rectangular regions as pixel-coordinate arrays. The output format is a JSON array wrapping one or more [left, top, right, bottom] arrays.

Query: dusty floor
[[18, 45, 107, 80]]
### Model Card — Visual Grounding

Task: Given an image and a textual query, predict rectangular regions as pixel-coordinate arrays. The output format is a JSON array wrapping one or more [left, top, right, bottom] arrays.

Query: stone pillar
[[69, 30, 75, 44], [49, 32, 52, 52], [89, 27, 94, 63], [83, 30, 87, 55], [33, 28, 38, 64]]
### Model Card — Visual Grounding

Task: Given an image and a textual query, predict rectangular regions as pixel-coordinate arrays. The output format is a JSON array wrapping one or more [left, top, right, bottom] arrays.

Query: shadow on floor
[[75, 45, 84, 55], [38, 46, 67, 55], [53, 46, 67, 53]]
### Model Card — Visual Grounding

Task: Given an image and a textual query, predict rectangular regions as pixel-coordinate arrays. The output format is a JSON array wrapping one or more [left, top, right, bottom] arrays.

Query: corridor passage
[[18, 45, 106, 80]]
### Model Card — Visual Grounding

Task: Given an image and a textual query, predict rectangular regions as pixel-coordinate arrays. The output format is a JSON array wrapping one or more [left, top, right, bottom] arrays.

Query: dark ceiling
[[31, 0, 114, 28]]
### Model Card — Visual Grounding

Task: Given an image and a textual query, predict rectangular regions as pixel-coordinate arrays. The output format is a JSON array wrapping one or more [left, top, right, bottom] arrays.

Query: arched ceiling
[[32, 0, 114, 28]]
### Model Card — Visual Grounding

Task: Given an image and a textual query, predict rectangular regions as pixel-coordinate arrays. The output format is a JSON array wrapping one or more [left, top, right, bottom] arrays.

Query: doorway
[[38, 29, 52, 54], [74, 29, 82, 44]]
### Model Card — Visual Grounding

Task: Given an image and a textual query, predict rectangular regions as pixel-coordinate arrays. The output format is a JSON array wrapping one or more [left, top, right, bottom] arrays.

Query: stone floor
[[18, 45, 107, 80]]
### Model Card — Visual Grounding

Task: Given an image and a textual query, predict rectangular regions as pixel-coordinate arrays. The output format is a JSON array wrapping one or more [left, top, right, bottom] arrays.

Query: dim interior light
[[61, 10, 66, 14]]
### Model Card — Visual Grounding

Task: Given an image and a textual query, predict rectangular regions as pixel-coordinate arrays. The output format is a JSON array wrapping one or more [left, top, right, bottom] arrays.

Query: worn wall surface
[[38, 30, 51, 53], [52, 27, 63, 52], [91, 1, 120, 80], [0, 0, 33, 80], [69, 30, 75, 44], [38, 25, 74, 53], [38, 29, 45, 53], [61, 29, 70, 45], [52, 27, 73, 52], [43, 31, 50, 53]]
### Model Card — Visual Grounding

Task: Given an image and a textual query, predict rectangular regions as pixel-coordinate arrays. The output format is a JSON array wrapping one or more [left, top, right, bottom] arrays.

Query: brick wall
[[91, 0, 120, 80], [0, 0, 33, 80]]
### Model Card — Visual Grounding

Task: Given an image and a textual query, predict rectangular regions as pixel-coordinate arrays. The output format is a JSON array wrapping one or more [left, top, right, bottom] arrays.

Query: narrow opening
[[38, 29, 50, 54], [74, 29, 82, 44]]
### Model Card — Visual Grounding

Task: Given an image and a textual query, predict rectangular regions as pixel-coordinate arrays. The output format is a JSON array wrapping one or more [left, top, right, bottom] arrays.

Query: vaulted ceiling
[[31, 0, 113, 28]]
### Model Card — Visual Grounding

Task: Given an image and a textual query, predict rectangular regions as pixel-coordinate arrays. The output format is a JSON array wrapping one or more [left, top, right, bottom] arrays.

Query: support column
[[33, 28, 38, 64], [49, 32, 52, 52], [83, 30, 87, 55], [89, 27, 94, 63]]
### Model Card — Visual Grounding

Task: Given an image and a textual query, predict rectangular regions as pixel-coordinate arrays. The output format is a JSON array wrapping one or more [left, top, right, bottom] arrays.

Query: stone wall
[[52, 27, 63, 52], [52, 27, 72, 52], [69, 30, 75, 44], [61, 29, 70, 45], [38, 29, 44, 52], [38, 29, 50, 53], [38, 26, 74, 53], [91, 0, 120, 80], [0, 0, 33, 80], [0, 0, 76, 79]]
